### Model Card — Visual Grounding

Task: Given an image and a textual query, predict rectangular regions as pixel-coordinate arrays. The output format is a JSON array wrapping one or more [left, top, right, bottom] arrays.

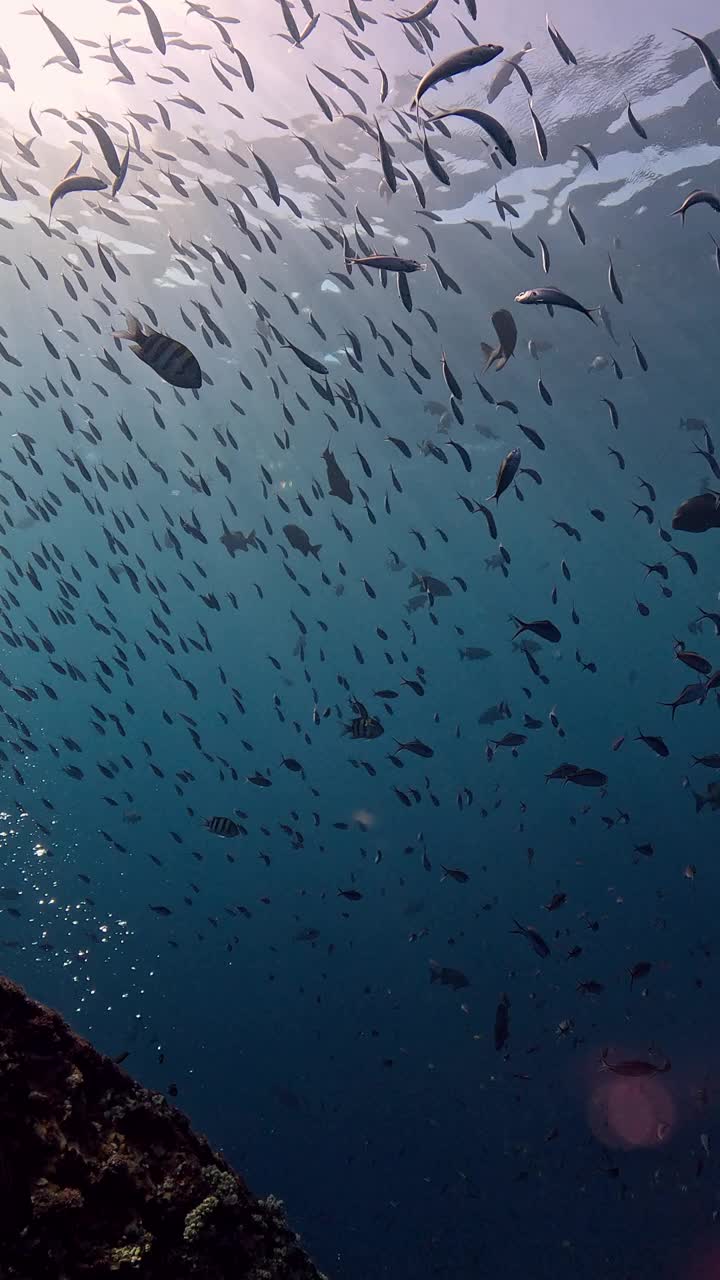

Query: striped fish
[[203, 815, 241, 838], [114, 313, 202, 389], [343, 716, 384, 740]]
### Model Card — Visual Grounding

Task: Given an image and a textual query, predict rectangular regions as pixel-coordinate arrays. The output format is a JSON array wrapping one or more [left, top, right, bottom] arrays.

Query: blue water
[[4, 2, 720, 1276]]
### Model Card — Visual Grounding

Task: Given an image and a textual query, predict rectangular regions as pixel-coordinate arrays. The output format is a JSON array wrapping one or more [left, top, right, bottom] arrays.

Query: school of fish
[[1, 1, 720, 1274]]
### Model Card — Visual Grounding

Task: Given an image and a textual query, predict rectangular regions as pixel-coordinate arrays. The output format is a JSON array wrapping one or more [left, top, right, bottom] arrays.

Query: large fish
[[430, 108, 517, 167], [515, 286, 597, 322], [672, 492, 720, 532], [114, 314, 202, 389], [411, 44, 503, 108]]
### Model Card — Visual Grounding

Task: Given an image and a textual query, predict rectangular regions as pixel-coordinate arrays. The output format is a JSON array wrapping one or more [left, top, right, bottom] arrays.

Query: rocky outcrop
[[0, 975, 327, 1279]]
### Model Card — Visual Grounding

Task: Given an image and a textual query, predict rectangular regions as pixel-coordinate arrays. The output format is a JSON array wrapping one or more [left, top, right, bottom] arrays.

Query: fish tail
[[458, 649, 464, 660], [310, 543, 321, 560], [114, 312, 141, 342], [693, 790, 707, 814]]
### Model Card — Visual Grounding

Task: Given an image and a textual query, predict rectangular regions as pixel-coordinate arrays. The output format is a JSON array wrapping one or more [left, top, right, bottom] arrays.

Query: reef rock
[[0, 974, 327, 1279]]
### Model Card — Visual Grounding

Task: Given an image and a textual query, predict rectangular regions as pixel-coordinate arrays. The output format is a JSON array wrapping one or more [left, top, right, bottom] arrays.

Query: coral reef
[[0, 975, 327, 1278]]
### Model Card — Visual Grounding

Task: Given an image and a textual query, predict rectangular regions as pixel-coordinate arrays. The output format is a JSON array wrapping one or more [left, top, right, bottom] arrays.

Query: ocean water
[[3, 1, 720, 1277]]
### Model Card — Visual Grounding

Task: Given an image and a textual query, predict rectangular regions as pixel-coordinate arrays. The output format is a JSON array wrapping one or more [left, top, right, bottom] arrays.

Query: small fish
[[49, 174, 108, 214], [608, 255, 623, 303], [34, 5, 80, 68], [429, 959, 470, 990], [625, 96, 647, 139], [528, 99, 548, 160], [546, 16, 577, 66], [672, 189, 720, 225], [511, 616, 562, 643], [483, 309, 517, 372], [494, 992, 510, 1050], [635, 728, 669, 757], [574, 142, 598, 170], [511, 918, 551, 958], [674, 28, 720, 92], [600, 1048, 671, 1076], [441, 866, 470, 884], [374, 116, 397, 193], [568, 205, 586, 244], [488, 448, 521, 502]]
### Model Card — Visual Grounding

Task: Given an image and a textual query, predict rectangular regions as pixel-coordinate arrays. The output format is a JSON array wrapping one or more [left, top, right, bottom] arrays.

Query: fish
[[459, 647, 492, 661], [511, 919, 551, 958], [672, 190, 720, 224], [78, 116, 122, 177], [129, 1, 166, 50], [546, 16, 577, 66], [600, 1049, 671, 1076], [674, 28, 720, 91], [672, 493, 720, 533], [488, 449, 521, 503], [410, 572, 451, 598], [515, 286, 597, 322], [411, 44, 504, 108], [441, 866, 470, 884], [430, 108, 517, 167], [487, 42, 532, 103], [625, 96, 647, 139], [494, 993, 510, 1050], [388, 0, 440, 22], [528, 100, 548, 160], [511, 617, 562, 643], [283, 525, 321, 559], [429, 959, 470, 990], [114, 315, 202, 390], [692, 780, 720, 812], [347, 254, 424, 274], [323, 446, 353, 504], [203, 815, 241, 838], [49, 174, 108, 214], [220, 525, 257, 556], [34, 5, 80, 68], [483, 309, 518, 372]]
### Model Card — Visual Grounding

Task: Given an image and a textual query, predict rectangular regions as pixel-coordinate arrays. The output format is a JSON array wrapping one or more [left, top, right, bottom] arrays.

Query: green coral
[[109, 1242, 149, 1268], [183, 1165, 239, 1243], [183, 1194, 219, 1243], [203, 1165, 238, 1205]]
